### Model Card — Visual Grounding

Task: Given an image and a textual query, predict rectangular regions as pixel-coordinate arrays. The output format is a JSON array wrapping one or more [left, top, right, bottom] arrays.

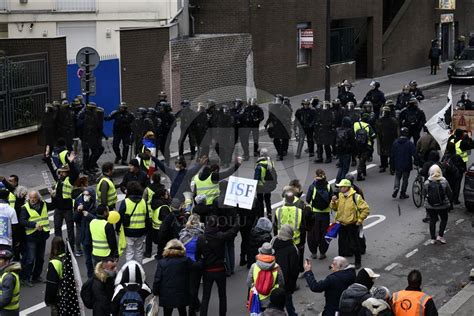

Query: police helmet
[[402, 85, 410, 93], [86, 102, 97, 109], [283, 97, 290, 105], [347, 101, 355, 109], [162, 102, 172, 112], [181, 100, 191, 108], [332, 98, 341, 106], [409, 80, 418, 87], [234, 98, 243, 106], [301, 99, 310, 106], [159, 91, 167, 99], [137, 107, 147, 115], [400, 127, 410, 137], [363, 101, 373, 111], [370, 80, 380, 89], [119, 102, 128, 108], [61, 100, 70, 107], [322, 101, 331, 110], [341, 79, 352, 88], [207, 99, 216, 108], [385, 99, 395, 107], [197, 102, 205, 111], [0, 249, 13, 260], [249, 98, 257, 106], [147, 107, 156, 115], [408, 97, 418, 106]]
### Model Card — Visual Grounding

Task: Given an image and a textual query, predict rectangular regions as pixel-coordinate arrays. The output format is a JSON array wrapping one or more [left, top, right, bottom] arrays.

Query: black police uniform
[[106, 109, 135, 164], [294, 106, 316, 157]]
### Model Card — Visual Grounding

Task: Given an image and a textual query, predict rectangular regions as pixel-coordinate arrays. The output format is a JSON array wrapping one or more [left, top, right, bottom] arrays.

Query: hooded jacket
[[272, 238, 299, 293], [196, 223, 239, 270], [246, 254, 285, 308], [339, 269, 375, 316], [0, 262, 21, 314], [360, 298, 393, 316], [391, 136, 416, 172], [247, 218, 273, 268], [331, 188, 370, 226], [304, 266, 356, 316]]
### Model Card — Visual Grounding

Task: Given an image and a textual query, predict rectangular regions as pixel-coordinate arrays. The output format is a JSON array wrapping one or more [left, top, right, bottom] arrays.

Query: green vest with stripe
[[90, 219, 111, 257], [24, 203, 50, 235], [124, 198, 147, 229], [451, 139, 469, 162], [275, 205, 302, 244], [0, 271, 20, 310], [50, 254, 65, 280], [252, 265, 279, 301], [56, 177, 72, 200], [96, 176, 118, 207], [8, 192, 16, 209], [193, 174, 219, 205], [150, 205, 170, 230], [310, 184, 331, 213]]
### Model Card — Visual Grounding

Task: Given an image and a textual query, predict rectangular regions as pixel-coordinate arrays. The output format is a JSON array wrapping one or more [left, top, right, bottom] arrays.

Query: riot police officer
[[71, 98, 84, 139], [176, 100, 197, 159], [344, 102, 361, 166], [192, 102, 210, 157], [155, 91, 168, 108], [132, 107, 149, 155], [409, 80, 424, 101], [337, 80, 357, 107], [78, 102, 105, 173], [399, 97, 426, 145], [310, 96, 320, 109], [314, 101, 335, 163], [105, 102, 135, 165], [215, 105, 235, 167], [156, 102, 176, 164], [361, 81, 386, 119], [40, 103, 58, 161], [56, 101, 75, 150], [457, 91, 473, 110], [241, 97, 264, 159], [396, 85, 412, 110], [265, 97, 292, 161], [230, 98, 245, 147], [361, 101, 377, 129], [294, 99, 316, 158]]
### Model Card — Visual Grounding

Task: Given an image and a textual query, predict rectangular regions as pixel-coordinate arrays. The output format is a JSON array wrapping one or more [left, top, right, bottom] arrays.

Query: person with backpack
[[153, 239, 193, 316], [82, 258, 117, 316], [335, 117, 356, 183], [195, 215, 239, 316], [255, 149, 278, 219], [399, 97, 426, 145], [179, 215, 204, 316], [306, 169, 333, 260], [376, 106, 399, 173], [331, 180, 370, 269], [442, 141, 465, 205], [272, 225, 299, 316], [247, 217, 273, 269], [303, 256, 356, 316], [247, 242, 285, 310], [44, 237, 65, 315], [354, 114, 376, 181], [339, 268, 380, 316], [423, 164, 452, 244], [391, 127, 416, 200], [0, 249, 21, 315]]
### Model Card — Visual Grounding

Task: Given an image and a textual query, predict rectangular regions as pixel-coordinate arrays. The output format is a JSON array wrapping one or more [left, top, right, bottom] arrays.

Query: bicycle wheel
[[412, 178, 423, 208]]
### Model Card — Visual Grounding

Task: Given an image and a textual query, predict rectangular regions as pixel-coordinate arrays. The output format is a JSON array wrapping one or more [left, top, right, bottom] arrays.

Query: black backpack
[[355, 122, 369, 147], [312, 184, 330, 210], [262, 162, 278, 192], [119, 284, 145, 316], [80, 278, 95, 309], [427, 181, 446, 207]]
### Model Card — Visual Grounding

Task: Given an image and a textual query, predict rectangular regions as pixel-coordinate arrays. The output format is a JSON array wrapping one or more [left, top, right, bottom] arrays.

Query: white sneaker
[[429, 239, 436, 245], [436, 236, 447, 244]]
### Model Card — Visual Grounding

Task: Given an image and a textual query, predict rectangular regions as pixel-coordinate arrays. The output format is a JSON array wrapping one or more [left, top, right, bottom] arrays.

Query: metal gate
[[0, 52, 50, 132]]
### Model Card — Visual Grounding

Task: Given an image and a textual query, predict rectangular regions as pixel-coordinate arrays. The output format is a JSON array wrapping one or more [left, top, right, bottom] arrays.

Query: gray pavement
[[3, 74, 474, 315]]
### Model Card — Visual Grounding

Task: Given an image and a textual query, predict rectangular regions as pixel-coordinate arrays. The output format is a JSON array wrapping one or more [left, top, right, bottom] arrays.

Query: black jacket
[[119, 170, 149, 193], [362, 89, 386, 117], [45, 258, 62, 306], [91, 269, 115, 316], [153, 255, 193, 307], [295, 107, 316, 129], [196, 224, 239, 270], [243, 105, 264, 128], [304, 267, 356, 316], [339, 283, 372, 316], [247, 225, 273, 268], [272, 238, 299, 293], [106, 110, 134, 135], [399, 105, 426, 133]]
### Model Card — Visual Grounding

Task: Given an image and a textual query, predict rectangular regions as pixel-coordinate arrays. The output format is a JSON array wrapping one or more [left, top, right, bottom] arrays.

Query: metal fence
[[0, 53, 50, 132], [55, 0, 96, 12], [330, 27, 355, 64]]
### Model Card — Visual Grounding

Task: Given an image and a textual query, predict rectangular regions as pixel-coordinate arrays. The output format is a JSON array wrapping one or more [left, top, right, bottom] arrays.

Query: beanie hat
[[129, 159, 139, 168], [258, 242, 274, 255], [278, 224, 294, 241]]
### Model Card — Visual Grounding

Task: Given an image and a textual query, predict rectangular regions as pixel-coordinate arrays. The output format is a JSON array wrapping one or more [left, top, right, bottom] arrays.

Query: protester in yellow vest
[[19, 191, 54, 287], [148, 188, 171, 260], [273, 192, 305, 247], [246, 242, 284, 309], [0, 249, 20, 314], [89, 205, 118, 266], [45, 237, 66, 315], [96, 162, 117, 211], [143, 172, 165, 258], [392, 270, 438, 316]]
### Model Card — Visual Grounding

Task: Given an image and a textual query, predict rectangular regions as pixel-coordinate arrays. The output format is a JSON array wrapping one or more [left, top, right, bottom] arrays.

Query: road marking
[[364, 215, 386, 229], [455, 218, 465, 225], [405, 248, 418, 258], [20, 303, 46, 316], [384, 263, 399, 271], [423, 239, 432, 246]]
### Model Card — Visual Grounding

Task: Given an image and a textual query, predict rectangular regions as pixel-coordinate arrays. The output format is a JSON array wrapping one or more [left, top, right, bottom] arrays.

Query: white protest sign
[[224, 176, 258, 210]]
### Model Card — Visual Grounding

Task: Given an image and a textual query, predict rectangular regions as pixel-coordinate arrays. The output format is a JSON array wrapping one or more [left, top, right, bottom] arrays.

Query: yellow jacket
[[330, 188, 370, 225]]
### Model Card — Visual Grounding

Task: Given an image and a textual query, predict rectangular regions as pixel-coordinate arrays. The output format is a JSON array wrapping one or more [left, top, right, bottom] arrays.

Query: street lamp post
[[325, 0, 331, 102]]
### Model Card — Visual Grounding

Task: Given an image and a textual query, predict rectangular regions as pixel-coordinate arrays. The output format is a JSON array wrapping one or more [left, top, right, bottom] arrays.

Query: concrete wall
[[0, 129, 43, 163]]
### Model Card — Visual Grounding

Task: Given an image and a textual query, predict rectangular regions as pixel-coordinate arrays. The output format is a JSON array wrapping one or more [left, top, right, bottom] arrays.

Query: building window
[[330, 27, 355, 64], [297, 23, 312, 66]]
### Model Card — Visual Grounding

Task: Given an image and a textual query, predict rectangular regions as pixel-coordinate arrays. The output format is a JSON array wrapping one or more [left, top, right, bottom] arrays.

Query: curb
[[384, 78, 449, 99], [439, 282, 474, 316]]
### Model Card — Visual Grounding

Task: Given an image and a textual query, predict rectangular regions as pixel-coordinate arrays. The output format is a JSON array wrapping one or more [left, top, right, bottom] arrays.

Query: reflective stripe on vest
[[96, 176, 118, 206], [257, 160, 269, 186], [451, 139, 469, 163], [252, 265, 279, 301], [276, 206, 302, 244], [50, 256, 64, 280], [24, 203, 50, 235], [59, 150, 68, 166], [311, 184, 331, 213], [56, 177, 72, 200], [0, 271, 20, 310], [90, 219, 111, 257], [193, 174, 219, 205], [8, 192, 16, 209], [125, 198, 147, 229], [392, 290, 431, 316], [151, 205, 170, 230]]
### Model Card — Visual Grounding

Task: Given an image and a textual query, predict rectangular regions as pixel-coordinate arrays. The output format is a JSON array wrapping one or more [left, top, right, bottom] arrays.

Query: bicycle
[[412, 166, 425, 208]]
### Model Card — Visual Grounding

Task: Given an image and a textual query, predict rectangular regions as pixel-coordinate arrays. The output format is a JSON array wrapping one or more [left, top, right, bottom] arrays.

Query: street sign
[[76, 47, 100, 70], [80, 74, 96, 96], [300, 29, 314, 49]]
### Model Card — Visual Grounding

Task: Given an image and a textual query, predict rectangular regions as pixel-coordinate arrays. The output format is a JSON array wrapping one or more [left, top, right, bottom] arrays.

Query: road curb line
[[439, 282, 474, 316]]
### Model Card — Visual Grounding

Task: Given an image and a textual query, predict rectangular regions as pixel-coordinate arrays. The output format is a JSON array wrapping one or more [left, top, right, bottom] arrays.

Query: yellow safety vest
[[146, 187, 155, 206], [124, 198, 147, 229], [150, 205, 170, 230], [90, 219, 111, 257], [257, 160, 269, 186], [193, 174, 219, 205], [251, 265, 279, 301], [311, 184, 331, 213], [142, 158, 151, 172], [56, 177, 72, 200], [59, 150, 68, 166], [354, 121, 373, 146], [392, 290, 431, 316], [24, 203, 50, 235], [275, 205, 302, 244], [451, 139, 469, 163], [96, 176, 117, 206], [8, 192, 16, 209], [50, 254, 64, 280], [0, 271, 20, 310]]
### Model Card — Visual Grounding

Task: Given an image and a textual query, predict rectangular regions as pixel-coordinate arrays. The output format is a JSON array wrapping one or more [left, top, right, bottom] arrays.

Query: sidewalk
[[0, 62, 450, 193], [439, 282, 474, 316]]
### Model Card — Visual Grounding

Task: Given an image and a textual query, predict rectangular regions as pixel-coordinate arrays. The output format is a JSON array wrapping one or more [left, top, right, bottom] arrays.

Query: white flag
[[425, 85, 452, 153]]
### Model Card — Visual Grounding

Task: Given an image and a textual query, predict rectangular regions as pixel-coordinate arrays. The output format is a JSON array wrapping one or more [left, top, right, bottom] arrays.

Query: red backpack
[[255, 268, 277, 296]]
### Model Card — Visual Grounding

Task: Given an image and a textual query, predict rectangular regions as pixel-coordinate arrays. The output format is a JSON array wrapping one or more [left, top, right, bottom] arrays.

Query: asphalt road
[[19, 82, 474, 315]]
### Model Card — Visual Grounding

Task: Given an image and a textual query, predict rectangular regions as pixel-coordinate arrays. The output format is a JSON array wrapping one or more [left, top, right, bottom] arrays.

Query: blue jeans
[[336, 154, 351, 183], [21, 238, 47, 281], [83, 244, 94, 278], [285, 293, 298, 316], [224, 238, 235, 275]]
